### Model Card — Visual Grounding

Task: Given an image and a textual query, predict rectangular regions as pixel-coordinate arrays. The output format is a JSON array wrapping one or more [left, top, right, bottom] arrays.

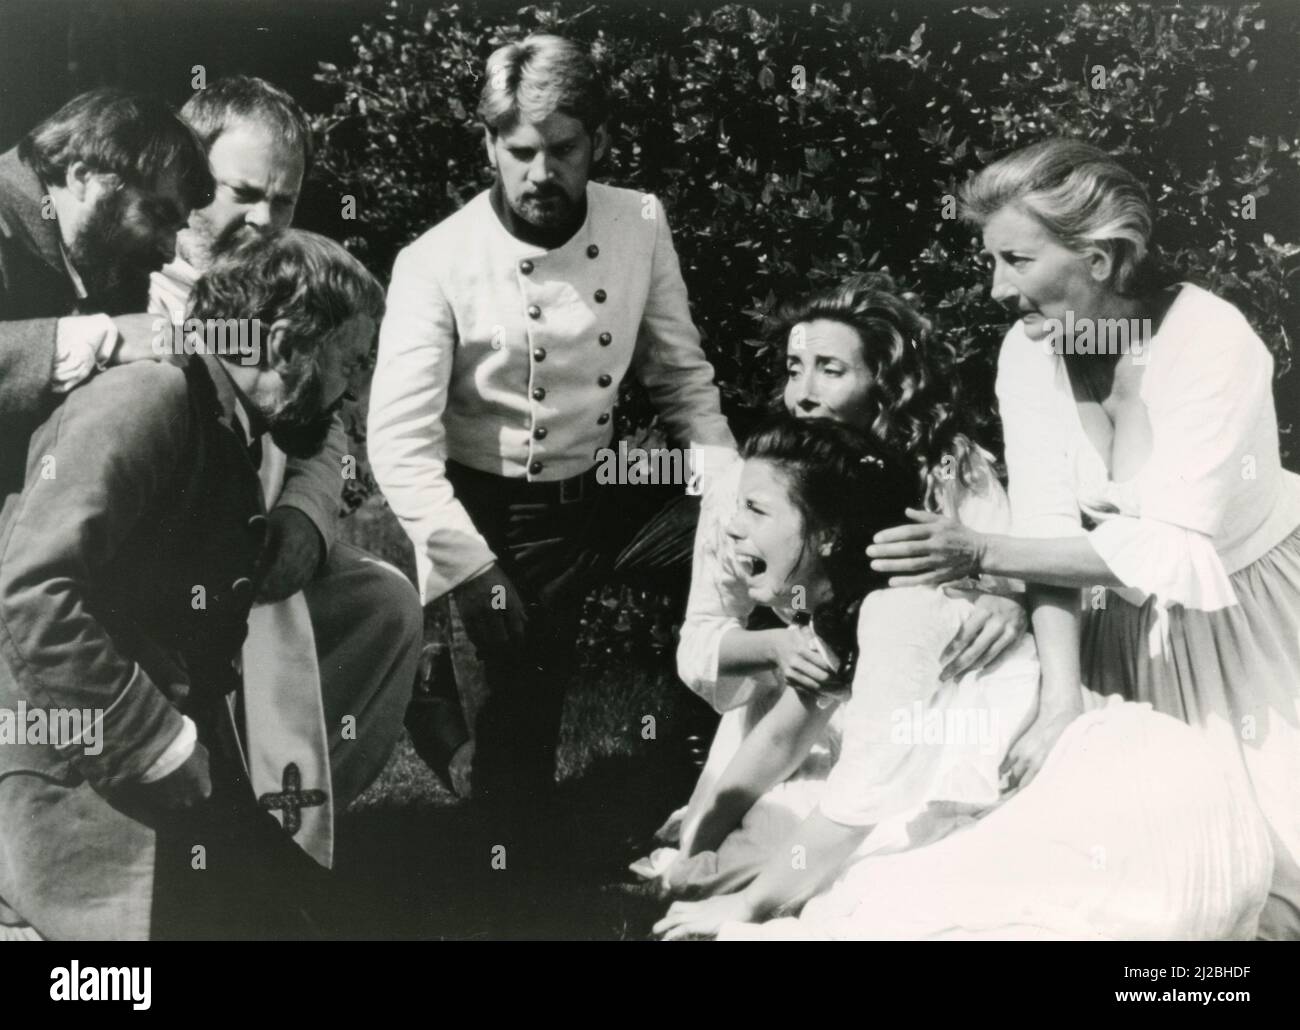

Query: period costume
[[657, 585, 1270, 939], [0, 136, 419, 886], [996, 283, 1300, 939], [370, 181, 735, 816], [150, 257, 423, 862], [638, 447, 1020, 896], [0, 148, 116, 496], [0, 354, 326, 939], [718, 619, 1271, 941]]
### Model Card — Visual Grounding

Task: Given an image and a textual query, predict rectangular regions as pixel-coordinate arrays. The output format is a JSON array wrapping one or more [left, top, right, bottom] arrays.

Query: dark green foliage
[[315, 1, 1299, 658], [315, 1, 1299, 497]]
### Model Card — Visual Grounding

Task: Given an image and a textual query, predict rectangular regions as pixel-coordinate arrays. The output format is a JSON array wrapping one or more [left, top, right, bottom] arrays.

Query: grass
[[334, 660, 712, 939], [332, 497, 716, 940]]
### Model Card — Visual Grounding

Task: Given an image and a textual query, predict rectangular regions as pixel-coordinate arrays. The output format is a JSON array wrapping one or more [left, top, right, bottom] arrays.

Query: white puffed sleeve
[[675, 453, 773, 712], [1081, 295, 1271, 610], [1086, 518, 1235, 609]]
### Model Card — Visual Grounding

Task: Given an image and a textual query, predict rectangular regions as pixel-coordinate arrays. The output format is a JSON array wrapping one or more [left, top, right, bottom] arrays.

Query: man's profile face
[[181, 119, 304, 269], [264, 313, 375, 459], [71, 166, 189, 303], [486, 110, 607, 229]]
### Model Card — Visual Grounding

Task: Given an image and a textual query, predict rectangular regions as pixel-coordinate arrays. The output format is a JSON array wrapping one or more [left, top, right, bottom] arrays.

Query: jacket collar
[[489, 178, 589, 251], [0, 147, 75, 285], [193, 350, 262, 440]]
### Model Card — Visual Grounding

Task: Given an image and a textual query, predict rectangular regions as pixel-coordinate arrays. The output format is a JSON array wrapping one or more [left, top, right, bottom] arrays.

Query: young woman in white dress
[[633, 276, 1027, 897], [866, 140, 1300, 939], [653, 415, 1272, 940]]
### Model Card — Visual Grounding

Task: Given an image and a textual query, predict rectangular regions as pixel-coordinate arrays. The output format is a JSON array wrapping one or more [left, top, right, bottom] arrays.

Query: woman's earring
[[818, 540, 834, 557]]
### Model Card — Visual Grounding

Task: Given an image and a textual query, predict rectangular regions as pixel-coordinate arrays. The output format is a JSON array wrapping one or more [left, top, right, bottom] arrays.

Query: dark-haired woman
[[635, 275, 1027, 896], [653, 416, 1270, 940]]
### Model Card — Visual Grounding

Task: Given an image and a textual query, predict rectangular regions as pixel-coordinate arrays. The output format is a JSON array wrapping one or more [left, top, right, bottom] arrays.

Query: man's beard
[[265, 361, 339, 459], [69, 191, 159, 310], [180, 217, 263, 272], [510, 184, 578, 228]]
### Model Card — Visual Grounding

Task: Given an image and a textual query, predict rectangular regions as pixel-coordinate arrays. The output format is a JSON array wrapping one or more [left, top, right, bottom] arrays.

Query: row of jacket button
[[518, 244, 599, 277], [520, 246, 609, 476], [229, 512, 268, 602], [531, 376, 612, 401], [527, 293, 606, 317]]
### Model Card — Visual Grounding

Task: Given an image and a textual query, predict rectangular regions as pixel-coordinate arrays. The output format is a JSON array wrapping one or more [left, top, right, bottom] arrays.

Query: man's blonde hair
[[477, 34, 607, 136]]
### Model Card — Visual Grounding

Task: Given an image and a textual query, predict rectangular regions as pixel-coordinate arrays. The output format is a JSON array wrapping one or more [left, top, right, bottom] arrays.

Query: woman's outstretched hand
[[938, 591, 1028, 681], [767, 624, 841, 697], [867, 508, 988, 587], [999, 694, 1084, 797], [653, 893, 756, 940]]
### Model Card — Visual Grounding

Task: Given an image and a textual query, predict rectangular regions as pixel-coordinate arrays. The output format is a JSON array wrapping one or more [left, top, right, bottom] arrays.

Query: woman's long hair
[[768, 272, 991, 508], [741, 413, 918, 684]]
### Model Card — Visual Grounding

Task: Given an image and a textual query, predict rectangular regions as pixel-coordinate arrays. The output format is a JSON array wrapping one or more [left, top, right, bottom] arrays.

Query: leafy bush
[[315, 2, 1300, 658], [316, 1, 1299, 486]]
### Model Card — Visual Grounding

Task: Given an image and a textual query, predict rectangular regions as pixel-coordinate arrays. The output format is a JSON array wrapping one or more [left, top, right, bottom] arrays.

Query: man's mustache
[[218, 222, 272, 250]]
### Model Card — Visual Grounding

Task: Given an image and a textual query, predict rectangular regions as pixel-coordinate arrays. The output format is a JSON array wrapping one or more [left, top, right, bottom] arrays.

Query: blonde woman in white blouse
[[867, 139, 1300, 939]]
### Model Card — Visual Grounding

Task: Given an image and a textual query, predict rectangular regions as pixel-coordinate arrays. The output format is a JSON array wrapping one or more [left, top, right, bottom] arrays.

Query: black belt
[[446, 459, 596, 505]]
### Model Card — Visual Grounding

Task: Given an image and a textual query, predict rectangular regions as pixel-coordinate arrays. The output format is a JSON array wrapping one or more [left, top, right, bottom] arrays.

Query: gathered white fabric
[[819, 586, 1038, 828], [1087, 516, 1236, 612], [669, 441, 1027, 843], [719, 696, 1273, 941], [676, 453, 757, 712], [638, 586, 1038, 898], [995, 283, 1300, 610]]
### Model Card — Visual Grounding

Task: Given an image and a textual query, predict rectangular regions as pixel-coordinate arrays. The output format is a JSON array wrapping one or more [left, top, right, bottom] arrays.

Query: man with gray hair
[[149, 77, 422, 846], [0, 229, 386, 938], [369, 35, 736, 843]]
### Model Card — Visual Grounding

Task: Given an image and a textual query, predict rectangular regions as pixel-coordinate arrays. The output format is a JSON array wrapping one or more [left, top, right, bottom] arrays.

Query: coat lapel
[[0, 148, 75, 289]]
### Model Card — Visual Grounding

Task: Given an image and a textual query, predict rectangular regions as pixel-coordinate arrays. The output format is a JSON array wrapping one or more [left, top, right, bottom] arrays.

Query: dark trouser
[[446, 460, 698, 830], [303, 542, 423, 809], [151, 542, 424, 939], [149, 689, 333, 940]]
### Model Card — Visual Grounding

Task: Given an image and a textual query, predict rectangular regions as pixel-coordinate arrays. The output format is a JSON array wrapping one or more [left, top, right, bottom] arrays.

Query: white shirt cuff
[[52, 314, 118, 393], [138, 716, 198, 783], [1089, 517, 1237, 610]]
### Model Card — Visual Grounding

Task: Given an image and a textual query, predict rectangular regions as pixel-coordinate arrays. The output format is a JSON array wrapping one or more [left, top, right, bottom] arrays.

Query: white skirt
[[719, 698, 1273, 940]]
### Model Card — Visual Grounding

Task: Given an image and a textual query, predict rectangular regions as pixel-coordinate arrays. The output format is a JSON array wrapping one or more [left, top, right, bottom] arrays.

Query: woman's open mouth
[[736, 554, 767, 577]]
